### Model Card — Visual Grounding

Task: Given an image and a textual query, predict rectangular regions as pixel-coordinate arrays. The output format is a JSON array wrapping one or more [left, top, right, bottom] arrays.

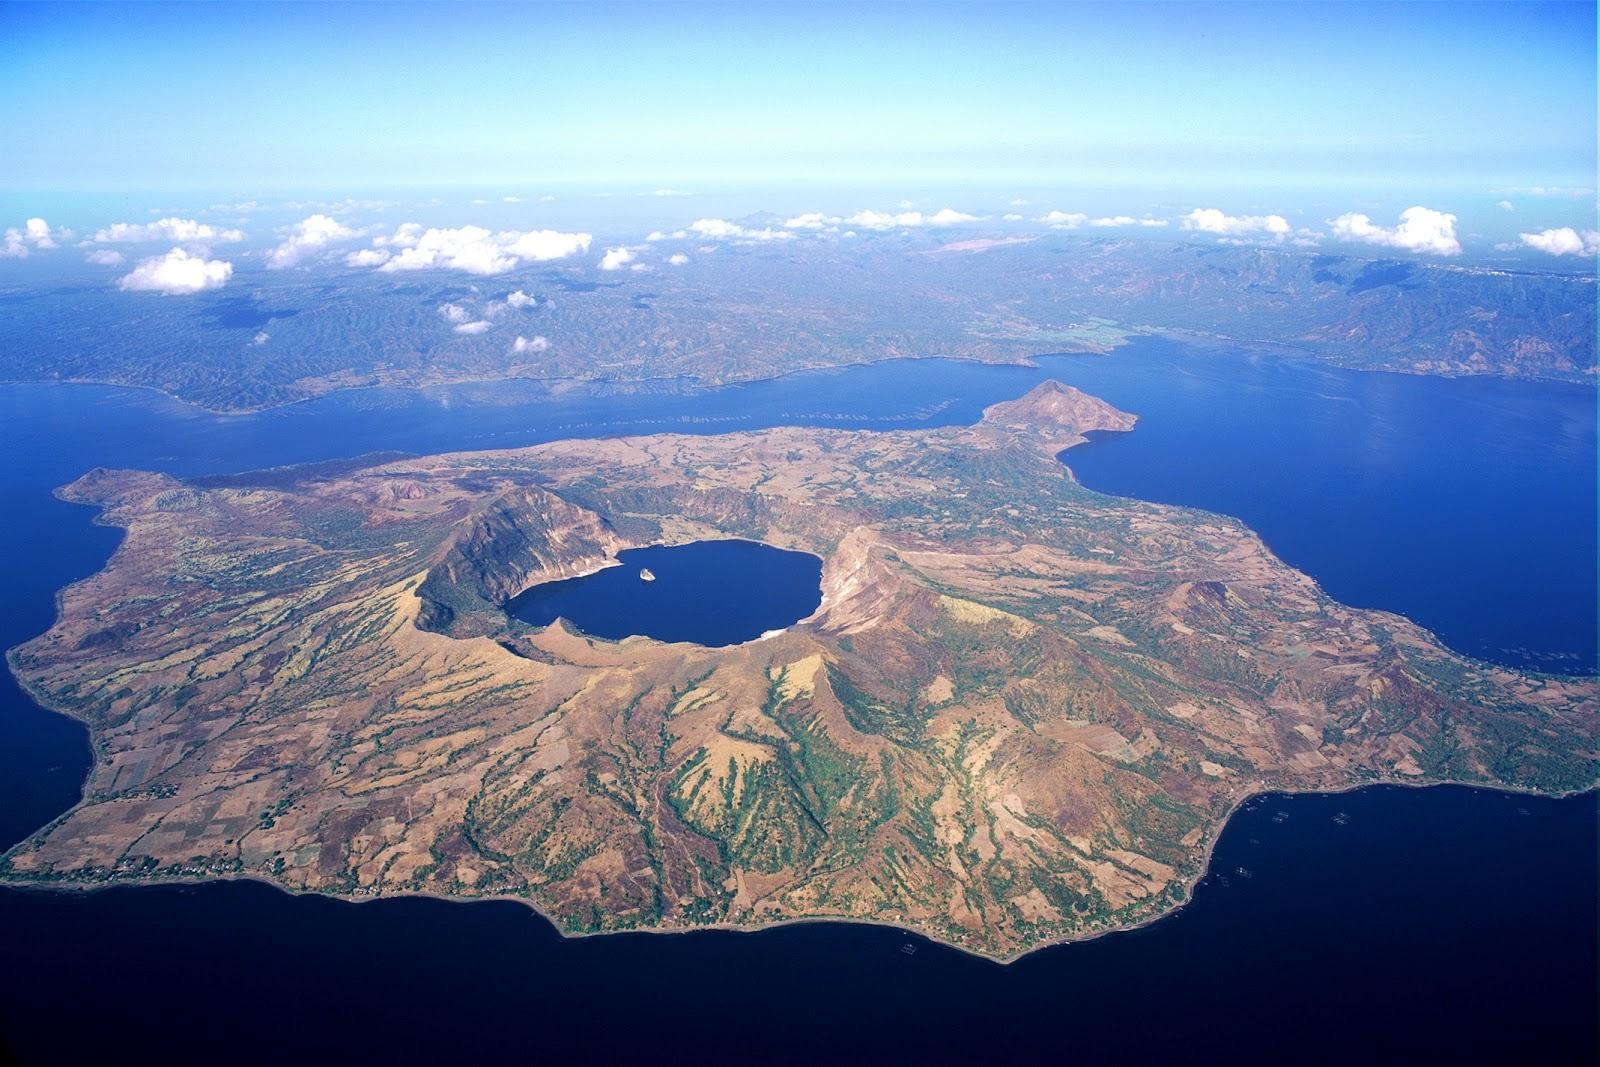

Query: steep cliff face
[[417, 483, 629, 637], [811, 527, 927, 637]]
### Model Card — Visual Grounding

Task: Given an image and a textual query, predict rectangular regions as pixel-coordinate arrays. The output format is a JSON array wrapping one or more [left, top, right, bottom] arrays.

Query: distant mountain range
[[993, 239, 1595, 381], [0, 236, 1591, 412]]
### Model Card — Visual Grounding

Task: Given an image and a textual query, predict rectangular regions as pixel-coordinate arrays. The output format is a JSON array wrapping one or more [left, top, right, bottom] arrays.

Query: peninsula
[[5, 382, 1595, 960]]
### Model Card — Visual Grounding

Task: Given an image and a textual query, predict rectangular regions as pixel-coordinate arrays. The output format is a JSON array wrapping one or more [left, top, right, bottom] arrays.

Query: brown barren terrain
[[5, 382, 1595, 960]]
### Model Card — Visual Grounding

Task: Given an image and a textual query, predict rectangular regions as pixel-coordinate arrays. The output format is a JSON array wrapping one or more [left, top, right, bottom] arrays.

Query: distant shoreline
[[0, 327, 1591, 419]]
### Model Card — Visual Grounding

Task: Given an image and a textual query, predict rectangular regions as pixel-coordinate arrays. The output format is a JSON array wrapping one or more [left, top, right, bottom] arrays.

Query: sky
[[0, 0, 1595, 270], [3, 1, 1594, 191]]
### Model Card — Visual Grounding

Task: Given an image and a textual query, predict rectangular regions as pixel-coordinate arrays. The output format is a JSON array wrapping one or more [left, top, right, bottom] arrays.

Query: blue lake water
[[0, 786, 1591, 1064], [507, 540, 823, 647], [0, 337, 1594, 1061], [1051, 344, 1597, 674]]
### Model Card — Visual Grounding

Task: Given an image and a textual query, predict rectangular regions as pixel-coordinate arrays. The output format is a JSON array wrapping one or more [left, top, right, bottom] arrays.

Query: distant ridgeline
[[0, 238, 1591, 412]]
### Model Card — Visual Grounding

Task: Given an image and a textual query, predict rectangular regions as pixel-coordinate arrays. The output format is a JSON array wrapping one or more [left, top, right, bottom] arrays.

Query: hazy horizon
[[3, 1, 1596, 273]]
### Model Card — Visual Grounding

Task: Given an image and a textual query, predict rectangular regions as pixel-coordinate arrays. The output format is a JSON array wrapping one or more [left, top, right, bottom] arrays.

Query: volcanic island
[[5, 382, 1595, 961]]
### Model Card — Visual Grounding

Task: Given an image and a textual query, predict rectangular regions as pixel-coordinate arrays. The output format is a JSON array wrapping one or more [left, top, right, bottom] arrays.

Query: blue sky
[[3, 0, 1593, 193], [0, 1, 1594, 269]]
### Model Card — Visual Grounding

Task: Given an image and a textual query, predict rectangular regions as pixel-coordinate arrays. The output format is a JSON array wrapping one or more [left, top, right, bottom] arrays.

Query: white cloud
[[1002, 213, 1024, 221], [1182, 208, 1291, 236], [502, 196, 524, 203], [266, 213, 354, 269], [759, 208, 973, 233], [1328, 206, 1460, 256], [375, 222, 424, 248], [1517, 227, 1600, 256], [3, 217, 61, 257], [438, 302, 472, 324], [653, 188, 691, 197], [689, 218, 745, 238], [505, 289, 537, 308], [353, 224, 592, 275], [512, 334, 550, 353], [847, 210, 896, 229], [645, 229, 688, 241], [117, 247, 233, 294], [24, 217, 56, 249], [846, 209, 924, 230], [1497, 200, 1515, 212], [250, 331, 270, 346], [688, 218, 794, 241], [1010, 198, 1030, 206], [85, 249, 125, 266], [92, 217, 244, 244], [280, 196, 401, 214], [1520, 186, 1595, 199], [783, 212, 833, 229], [504, 229, 594, 260], [600, 247, 636, 270], [452, 320, 493, 335], [1090, 215, 1169, 228], [1039, 210, 1088, 229], [668, 253, 689, 266]]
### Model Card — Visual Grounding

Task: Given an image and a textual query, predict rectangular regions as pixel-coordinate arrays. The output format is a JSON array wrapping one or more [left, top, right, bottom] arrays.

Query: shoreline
[[2, 777, 1592, 967], [0, 326, 1591, 419], [0, 350, 1051, 419], [2, 360, 1592, 966]]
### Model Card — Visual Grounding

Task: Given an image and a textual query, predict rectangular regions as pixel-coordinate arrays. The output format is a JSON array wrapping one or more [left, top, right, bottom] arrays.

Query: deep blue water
[[1, 339, 1594, 1063], [507, 540, 823, 647], [1051, 345, 1597, 675], [0, 786, 1591, 1064]]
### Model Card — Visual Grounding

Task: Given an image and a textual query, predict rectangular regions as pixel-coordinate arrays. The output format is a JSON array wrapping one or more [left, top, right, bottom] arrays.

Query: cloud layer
[[92, 218, 244, 244], [117, 247, 233, 294], [1039, 210, 1088, 229], [1329, 207, 1460, 255], [347, 224, 592, 274], [266, 214, 354, 269], [2, 217, 60, 257], [689, 218, 794, 241], [1182, 208, 1291, 236], [1517, 227, 1600, 256], [1090, 215, 1168, 228], [776, 208, 981, 233]]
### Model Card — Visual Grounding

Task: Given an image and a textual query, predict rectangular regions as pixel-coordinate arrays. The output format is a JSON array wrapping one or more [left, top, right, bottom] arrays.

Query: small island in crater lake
[[5, 382, 1594, 961], [506, 540, 823, 648]]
